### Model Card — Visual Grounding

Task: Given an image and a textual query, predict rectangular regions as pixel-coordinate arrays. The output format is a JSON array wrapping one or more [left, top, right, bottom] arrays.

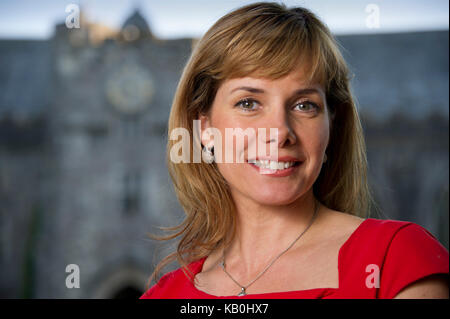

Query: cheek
[[296, 122, 330, 163], [213, 120, 251, 162], [319, 123, 330, 150], [301, 116, 329, 142], [316, 113, 331, 148]]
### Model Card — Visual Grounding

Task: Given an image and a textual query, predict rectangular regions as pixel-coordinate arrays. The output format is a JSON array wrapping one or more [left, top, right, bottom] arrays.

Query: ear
[[198, 114, 213, 147]]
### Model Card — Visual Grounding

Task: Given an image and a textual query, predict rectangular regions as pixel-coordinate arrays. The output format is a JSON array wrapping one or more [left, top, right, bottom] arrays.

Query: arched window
[[111, 285, 143, 299]]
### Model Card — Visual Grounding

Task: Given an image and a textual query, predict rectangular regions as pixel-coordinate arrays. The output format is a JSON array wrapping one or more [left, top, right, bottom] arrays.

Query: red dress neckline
[[187, 218, 372, 298]]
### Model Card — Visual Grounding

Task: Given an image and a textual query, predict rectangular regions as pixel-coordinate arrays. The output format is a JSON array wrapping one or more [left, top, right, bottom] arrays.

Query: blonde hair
[[147, 2, 376, 286]]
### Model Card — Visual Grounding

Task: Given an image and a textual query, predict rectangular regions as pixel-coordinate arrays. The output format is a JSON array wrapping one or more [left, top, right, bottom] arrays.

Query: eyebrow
[[230, 86, 322, 96]]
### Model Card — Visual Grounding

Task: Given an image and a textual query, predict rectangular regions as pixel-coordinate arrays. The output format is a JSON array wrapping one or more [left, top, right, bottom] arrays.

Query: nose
[[263, 106, 297, 148]]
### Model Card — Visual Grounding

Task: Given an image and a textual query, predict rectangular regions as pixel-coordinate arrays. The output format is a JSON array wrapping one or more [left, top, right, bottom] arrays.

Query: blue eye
[[293, 101, 318, 112], [235, 98, 259, 112]]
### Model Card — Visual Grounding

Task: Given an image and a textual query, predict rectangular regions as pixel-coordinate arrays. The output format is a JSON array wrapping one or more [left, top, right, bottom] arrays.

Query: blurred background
[[0, 0, 448, 298]]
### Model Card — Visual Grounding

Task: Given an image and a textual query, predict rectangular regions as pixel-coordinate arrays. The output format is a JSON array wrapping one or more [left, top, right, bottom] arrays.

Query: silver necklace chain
[[219, 199, 319, 296]]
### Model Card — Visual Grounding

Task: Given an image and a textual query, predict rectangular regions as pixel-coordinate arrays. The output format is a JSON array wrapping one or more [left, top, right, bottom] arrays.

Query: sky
[[0, 0, 448, 39]]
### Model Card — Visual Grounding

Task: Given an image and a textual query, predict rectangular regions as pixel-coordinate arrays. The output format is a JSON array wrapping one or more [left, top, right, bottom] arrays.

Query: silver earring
[[323, 153, 327, 163], [202, 145, 215, 164]]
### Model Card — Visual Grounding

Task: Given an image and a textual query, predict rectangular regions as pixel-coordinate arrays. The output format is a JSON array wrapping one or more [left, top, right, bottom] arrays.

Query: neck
[[224, 190, 319, 276]]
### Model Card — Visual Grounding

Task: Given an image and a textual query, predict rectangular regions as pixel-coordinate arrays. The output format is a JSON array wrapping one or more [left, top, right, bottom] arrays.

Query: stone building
[[1, 10, 192, 298], [0, 10, 448, 298]]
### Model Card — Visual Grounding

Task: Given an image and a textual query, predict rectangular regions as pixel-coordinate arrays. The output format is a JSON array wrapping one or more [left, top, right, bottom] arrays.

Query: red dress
[[140, 218, 449, 299]]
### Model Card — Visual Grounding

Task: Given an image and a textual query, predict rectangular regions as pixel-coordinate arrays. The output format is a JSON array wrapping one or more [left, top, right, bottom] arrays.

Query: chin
[[249, 188, 303, 206], [252, 194, 299, 206]]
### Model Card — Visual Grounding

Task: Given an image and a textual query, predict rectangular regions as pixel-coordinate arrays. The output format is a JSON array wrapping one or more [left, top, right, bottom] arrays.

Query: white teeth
[[251, 160, 296, 170], [270, 161, 278, 170]]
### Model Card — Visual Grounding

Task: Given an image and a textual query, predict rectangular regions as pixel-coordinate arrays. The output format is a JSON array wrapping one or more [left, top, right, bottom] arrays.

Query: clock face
[[105, 63, 154, 114]]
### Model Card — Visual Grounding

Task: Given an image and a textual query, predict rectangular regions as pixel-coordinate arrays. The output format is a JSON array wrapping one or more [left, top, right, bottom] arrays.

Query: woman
[[141, 2, 448, 299]]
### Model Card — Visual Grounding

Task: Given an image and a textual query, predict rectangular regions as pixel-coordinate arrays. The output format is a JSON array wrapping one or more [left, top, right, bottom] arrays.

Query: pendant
[[237, 287, 246, 297]]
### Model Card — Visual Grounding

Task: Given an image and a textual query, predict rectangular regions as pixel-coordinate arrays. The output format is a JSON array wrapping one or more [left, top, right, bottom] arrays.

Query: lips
[[247, 160, 302, 177]]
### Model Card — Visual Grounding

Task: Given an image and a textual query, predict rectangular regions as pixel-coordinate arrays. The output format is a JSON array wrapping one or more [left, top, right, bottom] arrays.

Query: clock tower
[[105, 61, 155, 116], [43, 10, 193, 298]]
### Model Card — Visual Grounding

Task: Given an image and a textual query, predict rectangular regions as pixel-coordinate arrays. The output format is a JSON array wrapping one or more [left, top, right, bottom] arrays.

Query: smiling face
[[200, 65, 331, 206]]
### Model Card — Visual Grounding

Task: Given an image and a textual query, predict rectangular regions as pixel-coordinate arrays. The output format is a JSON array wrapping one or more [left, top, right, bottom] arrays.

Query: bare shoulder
[[394, 274, 449, 299], [194, 248, 222, 283], [315, 206, 366, 239], [192, 248, 228, 294]]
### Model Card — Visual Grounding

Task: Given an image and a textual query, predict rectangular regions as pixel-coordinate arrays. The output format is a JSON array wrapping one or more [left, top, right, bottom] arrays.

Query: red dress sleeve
[[139, 273, 168, 299], [139, 260, 203, 299], [139, 270, 183, 299], [378, 223, 449, 298]]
